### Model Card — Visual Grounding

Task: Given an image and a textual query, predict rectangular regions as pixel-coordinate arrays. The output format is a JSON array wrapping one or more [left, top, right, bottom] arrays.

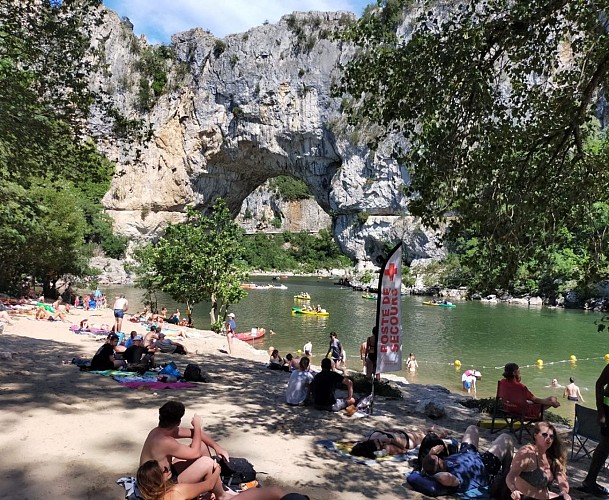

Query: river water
[[103, 277, 609, 421]]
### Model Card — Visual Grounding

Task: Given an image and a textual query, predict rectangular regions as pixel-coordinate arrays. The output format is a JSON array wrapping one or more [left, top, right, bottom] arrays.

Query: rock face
[[91, 8, 444, 267]]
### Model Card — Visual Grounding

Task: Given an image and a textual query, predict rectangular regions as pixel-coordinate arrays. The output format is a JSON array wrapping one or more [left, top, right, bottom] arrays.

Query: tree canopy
[[0, 0, 126, 294], [133, 199, 248, 329], [338, 0, 609, 292]]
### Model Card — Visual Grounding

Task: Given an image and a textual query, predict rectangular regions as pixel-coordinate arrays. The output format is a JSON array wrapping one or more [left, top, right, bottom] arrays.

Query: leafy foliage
[[133, 199, 248, 326], [338, 0, 609, 290], [136, 45, 173, 111], [268, 176, 312, 201], [240, 230, 353, 272], [0, 0, 125, 293]]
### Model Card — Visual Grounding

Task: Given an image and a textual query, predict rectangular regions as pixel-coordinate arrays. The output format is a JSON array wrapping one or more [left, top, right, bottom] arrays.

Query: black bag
[[218, 457, 257, 486], [184, 363, 209, 382]]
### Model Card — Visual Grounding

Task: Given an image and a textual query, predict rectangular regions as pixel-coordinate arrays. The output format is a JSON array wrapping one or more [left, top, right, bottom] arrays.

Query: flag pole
[[371, 242, 403, 415]]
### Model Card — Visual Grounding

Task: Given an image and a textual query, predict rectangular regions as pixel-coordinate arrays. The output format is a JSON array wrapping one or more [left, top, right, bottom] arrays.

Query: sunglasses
[[540, 432, 556, 440]]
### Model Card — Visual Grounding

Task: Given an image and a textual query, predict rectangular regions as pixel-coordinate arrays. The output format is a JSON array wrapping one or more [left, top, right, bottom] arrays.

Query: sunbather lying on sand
[[350, 426, 450, 458], [35, 306, 66, 322]]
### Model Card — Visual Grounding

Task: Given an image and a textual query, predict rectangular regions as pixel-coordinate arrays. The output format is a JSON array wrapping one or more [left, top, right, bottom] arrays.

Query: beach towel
[[118, 381, 198, 390], [316, 439, 418, 466], [116, 476, 142, 500]]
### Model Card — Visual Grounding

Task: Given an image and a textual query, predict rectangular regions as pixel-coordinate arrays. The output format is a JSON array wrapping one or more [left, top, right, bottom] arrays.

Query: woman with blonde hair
[[136, 459, 286, 500], [506, 421, 571, 499]]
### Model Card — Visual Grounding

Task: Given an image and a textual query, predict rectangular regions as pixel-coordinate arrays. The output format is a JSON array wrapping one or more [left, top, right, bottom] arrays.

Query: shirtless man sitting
[[140, 401, 235, 499]]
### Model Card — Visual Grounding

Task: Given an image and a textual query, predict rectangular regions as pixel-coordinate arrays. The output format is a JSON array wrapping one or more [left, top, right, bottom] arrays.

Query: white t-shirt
[[303, 342, 312, 354], [286, 370, 314, 405]]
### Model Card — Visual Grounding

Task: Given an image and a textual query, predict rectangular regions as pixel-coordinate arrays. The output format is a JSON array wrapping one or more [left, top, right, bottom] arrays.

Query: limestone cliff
[[90, 8, 444, 268]]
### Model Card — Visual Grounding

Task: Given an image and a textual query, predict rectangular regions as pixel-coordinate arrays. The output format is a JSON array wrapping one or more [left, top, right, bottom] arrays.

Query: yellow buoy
[[536, 359, 543, 366], [297, 349, 302, 355], [569, 355, 577, 362], [454, 360, 461, 367], [605, 354, 609, 361]]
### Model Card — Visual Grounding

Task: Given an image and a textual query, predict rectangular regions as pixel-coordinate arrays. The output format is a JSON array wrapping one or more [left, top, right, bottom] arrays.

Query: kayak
[[362, 294, 378, 300], [292, 307, 329, 316], [294, 294, 311, 300], [234, 328, 266, 341], [423, 301, 456, 308]]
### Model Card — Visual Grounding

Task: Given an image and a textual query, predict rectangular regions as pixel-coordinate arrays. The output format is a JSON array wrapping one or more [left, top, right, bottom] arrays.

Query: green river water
[[104, 277, 609, 422]]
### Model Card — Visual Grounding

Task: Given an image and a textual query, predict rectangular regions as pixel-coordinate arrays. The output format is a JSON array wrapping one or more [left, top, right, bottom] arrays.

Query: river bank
[[0, 306, 598, 499]]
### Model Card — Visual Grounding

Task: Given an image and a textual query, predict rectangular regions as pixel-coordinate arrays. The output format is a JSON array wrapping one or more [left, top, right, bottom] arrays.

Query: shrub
[[350, 373, 402, 398], [269, 176, 311, 201], [213, 39, 226, 58]]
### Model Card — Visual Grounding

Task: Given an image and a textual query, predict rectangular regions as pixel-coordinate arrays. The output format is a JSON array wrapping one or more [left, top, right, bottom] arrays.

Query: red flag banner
[[375, 244, 403, 374]]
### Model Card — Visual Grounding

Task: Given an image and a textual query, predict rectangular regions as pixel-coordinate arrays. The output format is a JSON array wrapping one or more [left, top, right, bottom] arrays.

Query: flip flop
[[578, 483, 609, 497]]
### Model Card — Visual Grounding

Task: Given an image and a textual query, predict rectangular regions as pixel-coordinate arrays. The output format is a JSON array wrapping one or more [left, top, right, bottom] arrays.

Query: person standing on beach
[[224, 312, 236, 355], [581, 364, 609, 496], [325, 331, 343, 371], [365, 327, 381, 380], [140, 401, 233, 500], [113, 294, 129, 333], [564, 377, 584, 402]]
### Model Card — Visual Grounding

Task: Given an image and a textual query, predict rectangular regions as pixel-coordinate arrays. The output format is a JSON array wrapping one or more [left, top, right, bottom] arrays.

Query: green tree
[[0, 1, 127, 292], [134, 199, 248, 326], [338, 0, 609, 290]]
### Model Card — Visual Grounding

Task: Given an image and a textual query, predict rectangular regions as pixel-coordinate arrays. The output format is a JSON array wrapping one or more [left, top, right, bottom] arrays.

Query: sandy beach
[[0, 306, 598, 499]]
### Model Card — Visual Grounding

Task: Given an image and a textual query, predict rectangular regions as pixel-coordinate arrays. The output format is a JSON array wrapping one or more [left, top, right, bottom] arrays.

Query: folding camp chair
[[490, 379, 544, 443], [571, 403, 601, 460]]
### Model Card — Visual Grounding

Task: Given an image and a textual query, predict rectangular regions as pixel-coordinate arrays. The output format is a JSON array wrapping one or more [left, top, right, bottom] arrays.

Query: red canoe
[[234, 329, 265, 342]]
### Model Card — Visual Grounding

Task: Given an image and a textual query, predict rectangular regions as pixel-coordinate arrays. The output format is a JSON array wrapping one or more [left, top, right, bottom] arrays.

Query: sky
[[103, 0, 373, 44]]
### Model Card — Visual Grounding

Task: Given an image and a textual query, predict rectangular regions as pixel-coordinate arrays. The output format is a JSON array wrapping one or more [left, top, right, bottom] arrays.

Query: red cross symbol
[[384, 262, 398, 282]]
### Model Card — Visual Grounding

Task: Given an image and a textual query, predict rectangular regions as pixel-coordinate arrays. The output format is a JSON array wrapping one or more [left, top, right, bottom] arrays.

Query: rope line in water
[[417, 356, 608, 371]]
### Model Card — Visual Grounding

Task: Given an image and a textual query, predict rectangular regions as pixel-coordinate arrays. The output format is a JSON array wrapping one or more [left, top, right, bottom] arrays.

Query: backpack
[[217, 457, 257, 486], [183, 363, 209, 382]]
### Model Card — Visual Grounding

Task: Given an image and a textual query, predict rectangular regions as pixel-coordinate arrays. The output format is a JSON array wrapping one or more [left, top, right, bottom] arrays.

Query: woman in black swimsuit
[[350, 427, 449, 459], [506, 422, 571, 500]]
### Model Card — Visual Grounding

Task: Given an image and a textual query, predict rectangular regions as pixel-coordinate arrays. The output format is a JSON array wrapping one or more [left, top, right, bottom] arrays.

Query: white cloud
[[103, 0, 369, 44]]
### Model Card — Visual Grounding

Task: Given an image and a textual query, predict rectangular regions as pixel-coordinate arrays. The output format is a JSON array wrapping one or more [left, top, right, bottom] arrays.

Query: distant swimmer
[[303, 341, 312, 356], [564, 377, 584, 402], [546, 378, 563, 388]]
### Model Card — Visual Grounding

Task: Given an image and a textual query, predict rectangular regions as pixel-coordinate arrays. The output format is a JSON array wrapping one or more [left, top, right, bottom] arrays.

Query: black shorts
[[174, 345, 186, 355]]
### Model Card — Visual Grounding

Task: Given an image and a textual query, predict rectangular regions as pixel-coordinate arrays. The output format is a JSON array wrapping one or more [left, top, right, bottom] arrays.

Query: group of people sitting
[[281, 355, 576, 499], [89, 325, 189, 372], [136, 401, 308, 500], [396, 421, 570, 499], [130, 306, 193, 328]]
